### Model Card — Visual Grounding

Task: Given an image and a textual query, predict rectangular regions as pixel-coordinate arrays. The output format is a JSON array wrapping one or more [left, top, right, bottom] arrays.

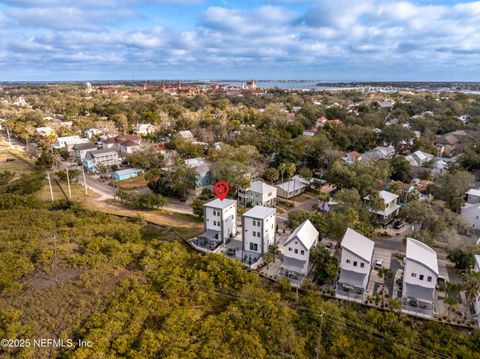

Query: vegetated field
[[0, 200, 479, 359], [0, 151, 32, 172], [116, 175, 148, 190]]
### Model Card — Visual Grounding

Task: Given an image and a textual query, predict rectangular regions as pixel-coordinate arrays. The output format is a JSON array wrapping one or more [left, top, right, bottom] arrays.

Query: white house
[[242, 206, 276, 264], [72, 142, 97, 163], [406, 150, 434, 167], [134, 123, 157, 136], [461, 189, 480, 229], [276, 176, 308, 199], [281, 220, 319, 276], [402, 238, 438, 318], [36, 126, 55, 137], [474, 255, 480, 318], [361, 146, 395, 162], [178, 130, 194, 141], [238, 181, 277, 207], [363, 190, 401, 224], [336, 228, 374, 303], [52, 136, 90, 151], [84, 128, 103, 139], [196, 198, 237, 251]]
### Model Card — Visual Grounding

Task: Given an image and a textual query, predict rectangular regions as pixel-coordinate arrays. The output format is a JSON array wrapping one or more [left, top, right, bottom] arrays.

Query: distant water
[[217, 80, 337, 90]]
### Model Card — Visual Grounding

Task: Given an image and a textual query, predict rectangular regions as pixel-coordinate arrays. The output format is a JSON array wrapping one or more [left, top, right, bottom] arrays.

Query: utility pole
[[315, 312, 325, 359], [6, 126, 12, 148], [47, 172, 54, 202], [52, 234, 58, 284], [81, 165, 88, 195], [66, 168, 72, 199]]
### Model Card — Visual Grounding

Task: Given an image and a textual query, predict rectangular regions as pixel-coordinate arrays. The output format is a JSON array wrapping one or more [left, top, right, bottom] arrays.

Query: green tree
[[310, 245, 338, 284]]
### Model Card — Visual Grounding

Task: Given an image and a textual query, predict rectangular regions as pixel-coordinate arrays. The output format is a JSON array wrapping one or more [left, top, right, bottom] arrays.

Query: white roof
[[179, 130, 194, 139], [285, 219, 319, 250], [413, 150, 433, 162], [405, 238, 438, 275], [185, 157, 208, 168], [379, 190, 398, 204], [475, 255, 480, 271], [204, 198, 236, 210], [466, 189, 480, 198], [340, 228, 374, 262], [249, 181, 276, 194], [276, 179, 306, 192], [243, 205, 276, 219]]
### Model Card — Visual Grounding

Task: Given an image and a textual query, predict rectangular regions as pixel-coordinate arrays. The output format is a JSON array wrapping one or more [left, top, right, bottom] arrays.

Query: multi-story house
[[336, 228, 374, 303], [242, 206, 276, 264], [402, 238, 438, 318], [73, 142, 97, 163], [363, 190, 401, 225], [281, 219, 319, 276], [238, 181, 277, 207], [83, 148, 121, 172], [461, 189, 480, 229], [196, 198, 237, 251]]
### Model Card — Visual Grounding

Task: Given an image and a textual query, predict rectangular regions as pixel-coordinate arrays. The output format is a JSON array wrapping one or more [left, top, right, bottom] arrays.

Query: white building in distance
[[238, 181, 277, 207]]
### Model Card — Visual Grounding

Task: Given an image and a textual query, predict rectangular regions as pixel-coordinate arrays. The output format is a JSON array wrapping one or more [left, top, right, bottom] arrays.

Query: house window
[[360, 263, 365, 268], [427, 276, 432, 282], [301, 250, 305, 255], [288, 247, 292, 251], [419, 274, 424, 280], [249, 243, 258, 251], [213, 221, 216, 226], [353, 261, 357, 267], [253, 220, 257, 226], [411, 273, 417, 278], [346, 259, 351, 264], [294, 249, 298, 254]]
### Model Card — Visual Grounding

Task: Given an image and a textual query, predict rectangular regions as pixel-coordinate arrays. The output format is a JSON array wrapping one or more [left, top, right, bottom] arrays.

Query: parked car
[[393, 220, 405, 230], [375, 258, 384, 269], [5, 157, 15, 162], [437, 276, 446, 287], [325, 242, 333, 249]]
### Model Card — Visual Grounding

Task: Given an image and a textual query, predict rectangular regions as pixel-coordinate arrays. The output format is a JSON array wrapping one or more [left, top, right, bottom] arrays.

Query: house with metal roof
[[336, 228, 374, 303], [461, 189, 480, 229], [185, 157, 213, 192], [238, 181, 277, 207], [73, 142, 97, 163], [112, 168, 144, 181], [281, 220, 319, 276], [402, 238, 439, 318], [276, 176, 308, 199], [363, 190, 401, 225], [242, 206, 276, 265]]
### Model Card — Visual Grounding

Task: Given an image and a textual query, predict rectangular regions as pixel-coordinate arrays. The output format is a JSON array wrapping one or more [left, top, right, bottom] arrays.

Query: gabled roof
[[340, 228, 374, 263], [73, 142, 97, 150], [90, 148, 119, 157], [276, 179, 306, 192], [249, 181, 276, 194], [204, 198, 236, 210], [405, 238, 438, 275], [466, 189, 480, 198], [243, 205, 276, 219], [379, 190, 398, 204], [285, 219, 319, 250], [475, 255, 480, 271]]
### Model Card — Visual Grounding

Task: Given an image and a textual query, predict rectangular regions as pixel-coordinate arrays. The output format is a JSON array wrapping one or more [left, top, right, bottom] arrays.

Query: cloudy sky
[[0, 0, 479, 81]]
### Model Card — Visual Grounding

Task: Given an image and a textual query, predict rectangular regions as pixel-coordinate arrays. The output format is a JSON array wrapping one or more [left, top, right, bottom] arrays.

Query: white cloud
[[2, 0, 480, 80]]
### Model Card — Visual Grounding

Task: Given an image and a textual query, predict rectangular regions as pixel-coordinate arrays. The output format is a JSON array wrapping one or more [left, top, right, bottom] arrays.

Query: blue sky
[[0, 0, 479, 81]]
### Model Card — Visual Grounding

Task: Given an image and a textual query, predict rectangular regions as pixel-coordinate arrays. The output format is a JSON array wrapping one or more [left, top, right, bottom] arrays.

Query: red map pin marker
[[214, 181, 229, 201]]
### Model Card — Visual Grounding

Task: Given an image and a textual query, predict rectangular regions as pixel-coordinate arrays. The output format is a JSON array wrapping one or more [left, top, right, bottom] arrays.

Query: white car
[[375, 258, 384, 269]]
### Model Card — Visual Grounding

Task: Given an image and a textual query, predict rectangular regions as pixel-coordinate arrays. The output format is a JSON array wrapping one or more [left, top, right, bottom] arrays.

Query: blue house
[[185, 157, 213, 189], [112, 168, 144, 181]]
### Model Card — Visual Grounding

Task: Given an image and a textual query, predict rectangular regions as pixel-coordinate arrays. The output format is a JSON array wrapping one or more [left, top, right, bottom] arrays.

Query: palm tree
[[444, 282, 461, 320], [278, 163, 288, 183], [263, 244, 281, 269], [285, 162, 296, 199], [461, 271, 480, 317], [378, 267, 393, 307]]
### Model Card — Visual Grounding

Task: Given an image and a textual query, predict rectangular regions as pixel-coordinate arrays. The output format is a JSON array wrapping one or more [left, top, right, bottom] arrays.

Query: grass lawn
[[87, 199, 203, 239], [116, 175, 148, 190], [0, 150, 33, 172], [36, 182, 100, 202]]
